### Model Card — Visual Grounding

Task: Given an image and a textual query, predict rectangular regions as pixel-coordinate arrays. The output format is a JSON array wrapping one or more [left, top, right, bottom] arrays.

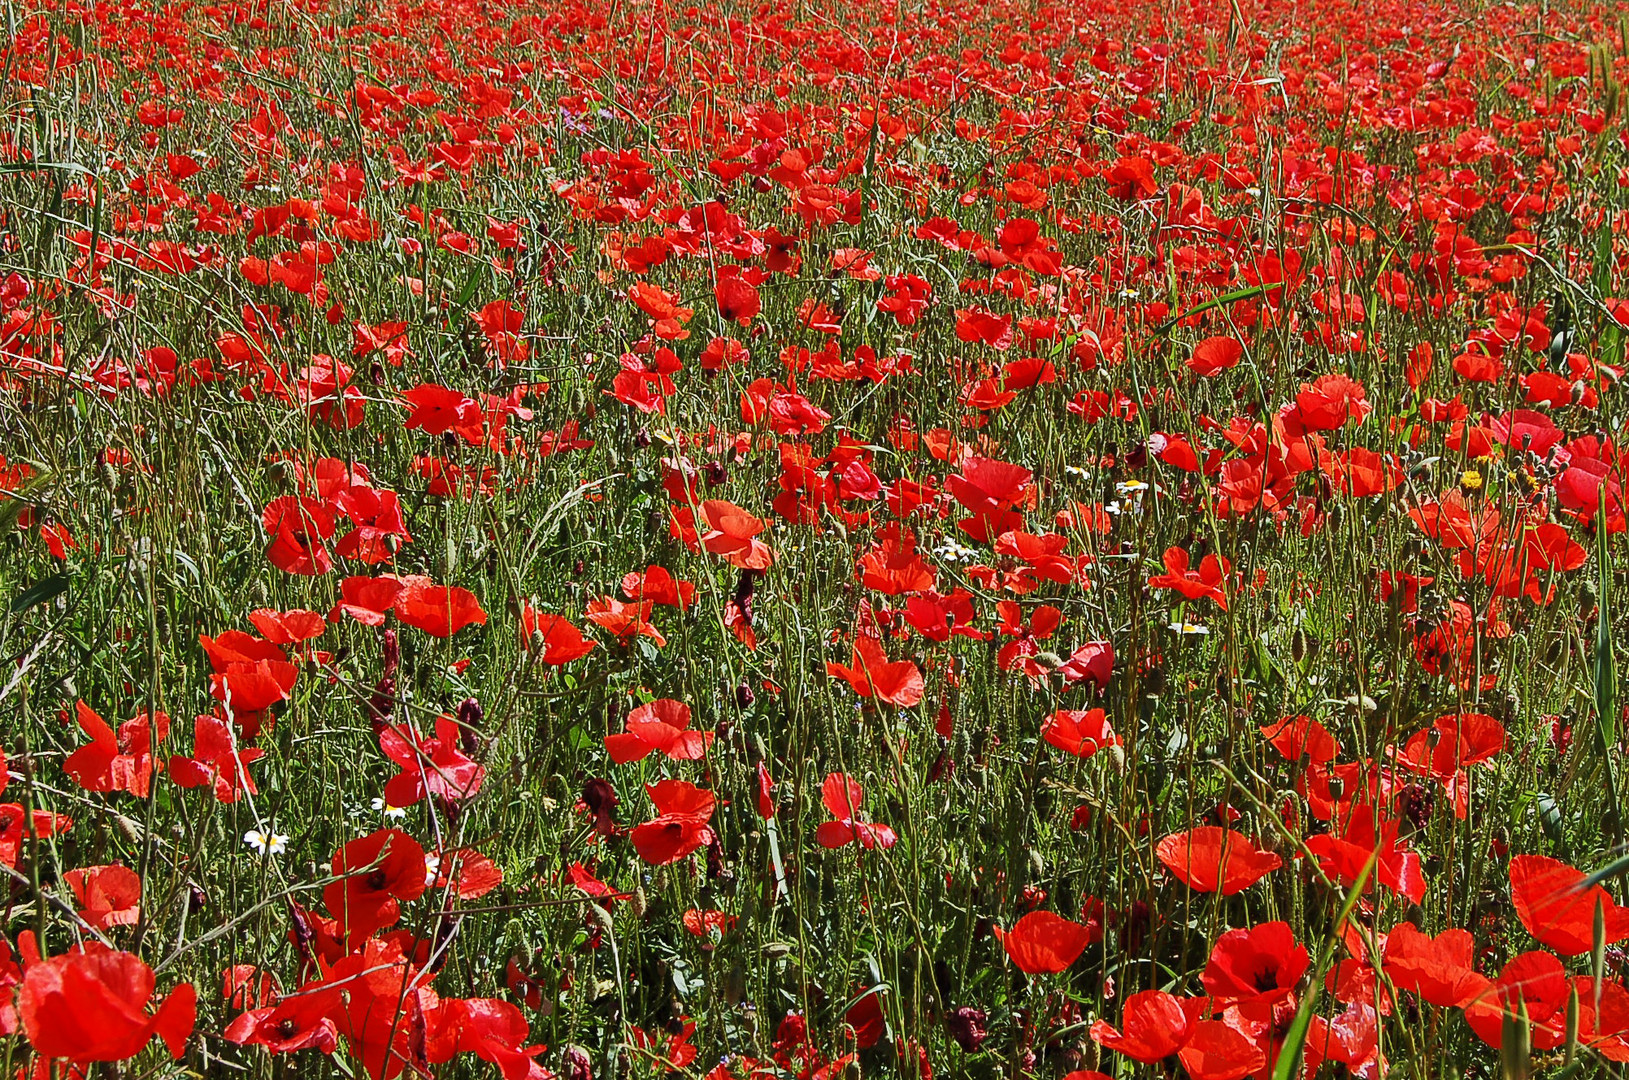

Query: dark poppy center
[[367, 868, 389, 891]]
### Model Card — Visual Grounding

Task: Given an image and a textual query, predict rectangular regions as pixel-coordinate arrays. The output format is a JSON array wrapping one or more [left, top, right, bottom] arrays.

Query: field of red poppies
[[3, 0, 1629, 1075]]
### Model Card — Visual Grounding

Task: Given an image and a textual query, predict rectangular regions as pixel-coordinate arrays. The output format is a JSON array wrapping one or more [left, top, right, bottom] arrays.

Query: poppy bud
[[265, 458, 296, 490], [381, 628, 399, 678], [288, 902, 316, 966], [457, 697, 483, 753], [704, 460, 728, 486], [947, 1007, 988, 1052], [706, 833, 726, 879], [629, 885, 647, 920], [562, 1045, 593, 1080], [633, 428, 652, 449], [735, 679, 755, 709], [582, 778, 619, 836], [366, 676, 395, 734]]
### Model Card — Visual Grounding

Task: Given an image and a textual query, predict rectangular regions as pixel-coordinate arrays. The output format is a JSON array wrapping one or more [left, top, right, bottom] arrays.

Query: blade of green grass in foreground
[[1596, 488, 1623, 847], [1271, 852, 1375, 1080]]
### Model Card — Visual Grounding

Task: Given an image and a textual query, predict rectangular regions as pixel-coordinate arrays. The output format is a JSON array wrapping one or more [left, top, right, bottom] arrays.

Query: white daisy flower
[[372, 797, 408, 821], [244, 829, 289, 855]]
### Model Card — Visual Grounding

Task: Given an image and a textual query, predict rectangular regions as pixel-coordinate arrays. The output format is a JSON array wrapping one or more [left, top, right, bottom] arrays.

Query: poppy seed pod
[[586, 900, 615, 937]]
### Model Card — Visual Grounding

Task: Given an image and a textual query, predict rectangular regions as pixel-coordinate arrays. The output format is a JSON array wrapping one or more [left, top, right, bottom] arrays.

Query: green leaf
[[10, 573, 69, 614]]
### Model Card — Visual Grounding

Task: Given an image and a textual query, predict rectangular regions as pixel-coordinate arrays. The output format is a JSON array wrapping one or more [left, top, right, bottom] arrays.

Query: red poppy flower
[[1057, 640, 1114, 688], [63, 702, 169, 798], [843, 988, 885, 1048], [200, 631, 298, 720], [331, 575, 406, 626], [1174, 1020, 1268, 1080], [426, 996, 550, 1079], [1201, 922, 1309, 1014], [1042, 709, 1120, 758], [1303, 809, 1427, 903], [322, 828, 428, 941], [683, 909, 739, 938], [1463, 950, 1570, 1051], [995, 601, 1061, 675], [954, 308, 1014, 350], [332, 486, 413, 564], [1188, 336, 1243, 377], [1293, 372, 1371, 430], [20, 944, 195, 1063], [168, 713, 263, 803], [585, 595, 667, 647], [518, 607, 597, 664], [1147, 547, 1231, 609], [857, 527, 937, 596], [947, 456, 1032, 541], [247, 607, 326, 646], [621, 565, 695, 610], [224, 990, 341, 1055], [992, 910, 1092, 974], [630, 780, 716, 865], [605, 698, 713, 764], [432, 848, 504, 900], [1382, 923, 1489, 1008], [565, 861, 628, 904], [1090, 989, 1193, 1061], [1302, 1001, 1382, 1078], [393, 577, 487, 637], [814, 773, 897, 850], [221, 964, 279, 1011], [64, 864, 142, 929], [1510, 854, 1629, 956], [1259, 715, 1340, 763], [700, 500, 774, 570], [715, 267, 761, 324], [1104, 155, 1158, 200], [0, 804, 70, 868], [1156, 827, 1282, 895], [261, 495, 334, 576], [401, 382, 484, 443], [380, 715, 485, 806], [826, 636, 924, 708]]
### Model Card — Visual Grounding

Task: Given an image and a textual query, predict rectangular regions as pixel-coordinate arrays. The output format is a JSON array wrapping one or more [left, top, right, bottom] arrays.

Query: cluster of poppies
[[5, 0, 1629, 1074]]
